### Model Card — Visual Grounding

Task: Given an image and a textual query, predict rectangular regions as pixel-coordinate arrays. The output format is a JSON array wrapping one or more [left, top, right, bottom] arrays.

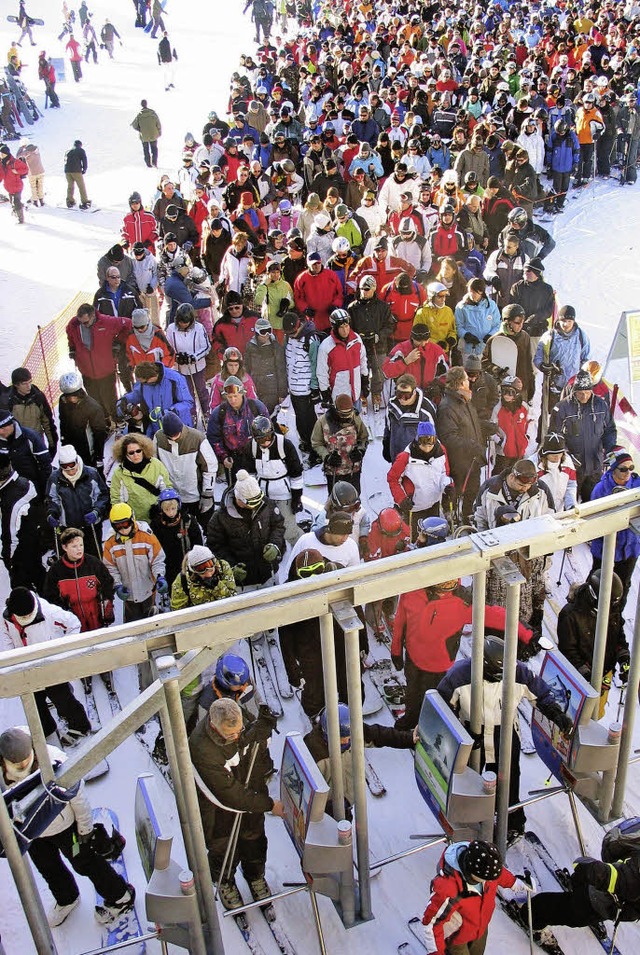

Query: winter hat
[[240, 191, 255, 205], [315, 212, 331, 229], [58, 444, 78, 466], [187, 545, 215, 570], [11, 367, 32, 385], [6, 587, 36, 618], [293, 549, 326, 577], [609, 449, 634, 470], [307, 251, 322, 265], [327, 510, 354, 535], [511, 459, 537, 481], [162, 412, 183, 438], [417, 421, 436, 439], [526, 257, 544, 274], [0, 728, 32, 763], [558, 304, 576, 321], [109, 244, 125, 262], [132, 242, 146, 255], [461, 841, 503, 882], [0, 145, 11, 157], [129, 191, 142, 204], [541, 432, 566, 455], [334, 394, 353, 414], [288, 236, 305, 252], [132, 308, 150, 328], [234, 469, 262, 504], [574, 371, 594, 391], [225, 290, 243, 306], [464, 355, 483, 373], [411, 324, 430, 341]]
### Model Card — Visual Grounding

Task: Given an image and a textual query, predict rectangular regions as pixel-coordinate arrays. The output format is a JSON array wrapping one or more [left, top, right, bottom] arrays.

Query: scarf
[[135, 325, 155, 351], [64, 459, 84, 486]]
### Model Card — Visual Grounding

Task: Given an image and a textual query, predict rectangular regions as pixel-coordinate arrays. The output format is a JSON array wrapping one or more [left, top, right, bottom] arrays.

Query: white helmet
[[427, 281, 449, 304], [332, 236, 351, 255], [59, 371, 83, 394]]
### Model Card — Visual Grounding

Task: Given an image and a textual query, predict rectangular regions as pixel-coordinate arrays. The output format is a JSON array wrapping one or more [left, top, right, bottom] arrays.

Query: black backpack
[[602, 817, 640, 863]]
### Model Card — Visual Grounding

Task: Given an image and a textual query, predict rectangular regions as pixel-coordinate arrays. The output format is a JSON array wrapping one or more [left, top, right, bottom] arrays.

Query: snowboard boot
[[95, 884, 136, 924], [91, 822, 126, 860], [48, 897, 80, 926], [59, 726, 91, 746], [218, 879, 243, 911], [66, 199, 76, 208], [79, 201, 92, 210]]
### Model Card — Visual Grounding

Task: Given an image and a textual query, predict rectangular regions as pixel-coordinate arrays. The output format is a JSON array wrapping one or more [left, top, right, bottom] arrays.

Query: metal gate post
[[22, 691, 55, 781], [470, 571, 487, 774], [0, 791, 57, 955], [611, 589, 640, 818], [495, 580, 522, 858], [590, 532, 616, 697], [157, 656, 224, 955]]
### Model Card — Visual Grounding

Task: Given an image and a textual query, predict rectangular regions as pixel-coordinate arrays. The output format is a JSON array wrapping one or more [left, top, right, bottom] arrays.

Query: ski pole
[[555, 548, 567, 587], [53, 527, 60, 559], [90, 522, 101, 558], [610, 913, 621, 951], [215, 742, 260, 897], [616, 684, 626, 723], [523, 868, 535, 955]]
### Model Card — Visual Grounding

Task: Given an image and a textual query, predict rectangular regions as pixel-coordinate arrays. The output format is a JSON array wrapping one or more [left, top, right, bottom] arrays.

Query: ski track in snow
[[2, 1, 640, 953]]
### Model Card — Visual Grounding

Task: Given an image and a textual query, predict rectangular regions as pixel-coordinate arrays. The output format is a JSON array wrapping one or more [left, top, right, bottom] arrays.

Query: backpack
[[601, 817, 640, 863], [1, 768, 81, 856]]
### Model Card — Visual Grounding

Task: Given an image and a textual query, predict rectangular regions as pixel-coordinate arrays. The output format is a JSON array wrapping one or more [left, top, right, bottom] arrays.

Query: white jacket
[[165, 320, 211, 374], [1, 595, 81, 652]]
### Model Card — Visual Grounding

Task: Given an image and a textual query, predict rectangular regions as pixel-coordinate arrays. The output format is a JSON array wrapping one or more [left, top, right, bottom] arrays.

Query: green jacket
[[254, 278, 294, 330], [131, 107, 162, 143], [109, 457, 171, 522], [170, 560, 236, 611]]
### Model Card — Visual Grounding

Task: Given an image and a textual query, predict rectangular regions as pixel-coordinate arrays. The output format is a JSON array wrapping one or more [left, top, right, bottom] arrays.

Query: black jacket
[[149, 511, 203, 590], [64, 145, 88, 175], [436, 389, 486, 484], [44, 464, 109, 529], [206, 490, 285, 585], [557, 583, 628, 679], [93, 281, 141, 319], [1, 422, 51, 496], [510, 277, 556, 337], [348, 296, 395, 350], [59, 390, 108, 466]]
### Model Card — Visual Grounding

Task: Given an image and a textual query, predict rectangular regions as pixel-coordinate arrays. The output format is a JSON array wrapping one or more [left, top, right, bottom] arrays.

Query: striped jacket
[[102, 522, 165, 603]]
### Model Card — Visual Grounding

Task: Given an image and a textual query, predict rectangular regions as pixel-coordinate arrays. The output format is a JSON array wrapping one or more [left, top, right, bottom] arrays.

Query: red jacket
[[121, 209, 158, 250], [188, 198, 210, 238], [382, 340, 448, 389], [367, 514, 411, 559], [423, 845, 516, 954], [494, 402, 530, 459], [0, 156, 28, 195], [211, 310, 259, 360], [388, 205, 425, 236], [66, 312, 132, 381], [392, 589, 531, 673], [381, 279, 427, 342], [351, 253, 416, 290], [294, 267, 344, 333]]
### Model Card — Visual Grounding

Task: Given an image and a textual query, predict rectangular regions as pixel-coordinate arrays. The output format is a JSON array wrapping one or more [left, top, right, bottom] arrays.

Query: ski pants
[[142, 140, 159, 167], [530, 883, 603, 931], [84, 372, 117, 422], [578, 142, 595, 181], [84, 39, 98, 63], [552, 170, 571, 209], [70, 59, 82, 82], [207, 809, 267, 883], [446, 930, 488, 955], [65, 171, 88, 204], [8, 192, 24, 223], [28, 174, 44, 202], [290, 393, 316, 452], [35, 682, 91, 737], [29, 823, 127, 907], [396, 659, 446, 730]]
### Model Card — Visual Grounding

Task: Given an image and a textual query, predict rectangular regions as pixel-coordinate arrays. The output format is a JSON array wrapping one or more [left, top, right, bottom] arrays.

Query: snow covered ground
[[2, 2, 640, 954]]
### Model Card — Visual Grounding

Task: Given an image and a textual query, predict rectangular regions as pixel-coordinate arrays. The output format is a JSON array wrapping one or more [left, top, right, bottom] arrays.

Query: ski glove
[[546, 703, 573, 735], [324, 449, 342, 469], [146, 284, 154, 294], [571, 859, 610, 890], [244, 703, 279, 743], [464, 332, 480, 345], [361, 375, 370, 399], [232, 563, 248, 584], [618, 648, 631, 684], [155, 576, 169, 594], [263, 543, 281, 564], [442, 483, 457, 505], [115, 585, 131, 601], [349, 447, 365, 465], [102, 600, 115, 625], [490, 275, 502, 292], [290, 487, 303, 513], [398, 496, 413, 519], [446, 336, 457, 349], [47, 513, 60, 528], [84, 510, 100, 525], [512, 874, 537, 902], [391, 653, 404, 671]]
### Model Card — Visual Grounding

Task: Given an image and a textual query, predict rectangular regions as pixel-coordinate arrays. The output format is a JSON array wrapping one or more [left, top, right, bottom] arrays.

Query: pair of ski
[[249, 630, 293, 719], [230, 894, 296, 954]]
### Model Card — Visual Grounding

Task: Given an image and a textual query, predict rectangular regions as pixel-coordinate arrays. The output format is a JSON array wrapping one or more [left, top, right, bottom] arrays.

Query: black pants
[[84, 373, 117, 422], [530, 884, 602, 931], [597, 135, 614, 176], [70, 59, 82, 82], [578, 142, 595, 181], [290, 393, 316, 451], [142, 140, 158, 168], [591, 555, 638, 615], [207, 809, 267, 884], [453, 464, 481, 522], [35, 683, 91, 737], [326, 469, 361, 494], [29, 824, 127, 906], [552, 170, 571, 208], [84, 40, 98, 63], [395, 658, 446, 730], [481, 725, 525, 833]]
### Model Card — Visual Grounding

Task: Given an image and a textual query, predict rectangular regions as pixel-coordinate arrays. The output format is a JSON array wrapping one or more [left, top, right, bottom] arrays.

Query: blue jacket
[[455, 295, 501, 358], [590, 468, 640, 561], [123, 363, 194, 436], [426, 144, 451, 170], [549, 130, 580, 174], [550, 393, 617, 476], [349, 151, 384, 178], [534, 324, 590, 391], [164, 273, 211, 323], [1, 421, 52, 496], [350, 119, 380, 147], [45, 465, 109, 529]]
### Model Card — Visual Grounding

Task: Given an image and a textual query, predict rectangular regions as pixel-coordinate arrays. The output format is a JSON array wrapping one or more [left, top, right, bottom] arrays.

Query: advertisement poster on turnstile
[[414, 690, 473, 822], [280, 733, 329, 859], [531, 650, 596, 782]]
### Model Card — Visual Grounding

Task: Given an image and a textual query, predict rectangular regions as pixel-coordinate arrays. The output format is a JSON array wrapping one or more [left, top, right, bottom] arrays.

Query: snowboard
[[7, 15, 45, 25], [92, 808, 146, 953], [84, 758, 110, 782], [56, 204, 102, 214], [487, 334, 518, 378]]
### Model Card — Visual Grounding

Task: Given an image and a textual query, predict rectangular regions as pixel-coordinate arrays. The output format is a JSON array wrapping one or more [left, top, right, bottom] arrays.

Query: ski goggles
[[297, 560, 326, 578], [501, 387, 518, 397], [112, 519, 134, 533], [192, 558, 216, 573], [223, 384, 245, 395], [242, 492, 265, 509], [396, 389, 416, 401]]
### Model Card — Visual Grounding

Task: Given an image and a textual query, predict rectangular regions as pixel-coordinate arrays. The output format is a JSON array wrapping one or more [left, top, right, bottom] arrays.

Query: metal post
[[22, 692, 55, 782], [567, 789, 587, 856], [162, 673, 223, 955], [344, 624, 371, 921], [0, 792, 57, 955], [590, 532, 616, 698], [470, 570, 487, 774], [612, 590, 640, 817], [309, 889, 328, 955], [320, 612, 355, 928], [495, 581, 522, 858]]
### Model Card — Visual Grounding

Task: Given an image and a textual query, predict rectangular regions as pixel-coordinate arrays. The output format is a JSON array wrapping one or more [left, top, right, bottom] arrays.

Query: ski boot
[[218, 879, 243, 911], [95, 884, 136, 924], [248, 874, 275, 921]]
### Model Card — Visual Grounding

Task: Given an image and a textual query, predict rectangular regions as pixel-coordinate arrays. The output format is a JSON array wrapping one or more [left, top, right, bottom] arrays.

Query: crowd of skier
[[2, 0, 640, 952]]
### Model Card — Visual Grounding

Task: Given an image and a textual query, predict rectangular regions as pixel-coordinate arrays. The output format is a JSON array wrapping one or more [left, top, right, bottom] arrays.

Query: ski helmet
[[329, 308, 350, 329], [416, 516, 449, 543], [464, 171, 478, 188], [190, 267, 207, 284], [251, 415, 274, 443], [507, 206, 528, 228], [223, 346, 242, 364], [439, 202, 455, 222], [332, 236, 351, 255], [502, 303, 525, 323], [461, 841, 503, 882], [293, 548, 327, 578], [222, 375, 246, 395], [378, 507, 403, 537], [158, 488, 182, 507], [427, 281, 449, 304], [583, 92, 596, 105], [320, 703, 351, 752], [500, 375, 523, 395], [110, 502, 135, 536], [484, 635, 505, 682], [359, 274, 377, 292], [554, 119, 568, 135], [59, 371, 83, 395], [175, 303, 196, 325], [587, 569, 623, 608], [329, 481, 360, 512], [399, 217, 416, 236], [214, 653, 252, 696]]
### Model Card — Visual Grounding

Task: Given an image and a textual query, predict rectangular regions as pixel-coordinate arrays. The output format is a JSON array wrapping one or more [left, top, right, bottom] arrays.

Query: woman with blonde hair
[[298, 192, 324, 242], [110, 433, 172, 523]]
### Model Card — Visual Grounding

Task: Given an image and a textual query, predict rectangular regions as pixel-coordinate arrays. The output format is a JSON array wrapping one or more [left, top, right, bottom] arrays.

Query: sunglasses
[[616, 466, 634, 473], [297, 561, 326, 577], [60, 460, 77, 470], [228, 304, 243, 309], [126, 448, 143, 457]]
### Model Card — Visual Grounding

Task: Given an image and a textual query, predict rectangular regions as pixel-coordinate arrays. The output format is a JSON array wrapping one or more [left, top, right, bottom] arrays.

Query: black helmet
[[587, 569, 623, 608], [251, 415, 274, 443], [554, 119, 568, 135], [330, 481, 360, 511], [175, 303, 196, 325], [502, 303, 525, 322], [484, 635, 505, 682], [461, 841, 503, 882], [507, 206, 528, 228]]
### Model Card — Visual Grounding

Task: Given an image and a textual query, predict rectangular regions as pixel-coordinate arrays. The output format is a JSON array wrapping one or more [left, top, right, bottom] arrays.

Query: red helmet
[[378, 507, 403, 536]]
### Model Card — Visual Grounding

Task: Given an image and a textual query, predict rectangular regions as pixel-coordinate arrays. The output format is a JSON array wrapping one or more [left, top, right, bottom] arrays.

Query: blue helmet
[[416, 516, 448, 543], [320, 703, 351, 752], [158, 488, 182, 507], [214, 653, 252, 699]]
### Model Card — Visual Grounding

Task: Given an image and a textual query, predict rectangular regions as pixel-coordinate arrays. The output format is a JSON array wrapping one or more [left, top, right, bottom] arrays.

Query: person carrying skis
[[421, 840, 522, 955], [188, 697, 284, 911]]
